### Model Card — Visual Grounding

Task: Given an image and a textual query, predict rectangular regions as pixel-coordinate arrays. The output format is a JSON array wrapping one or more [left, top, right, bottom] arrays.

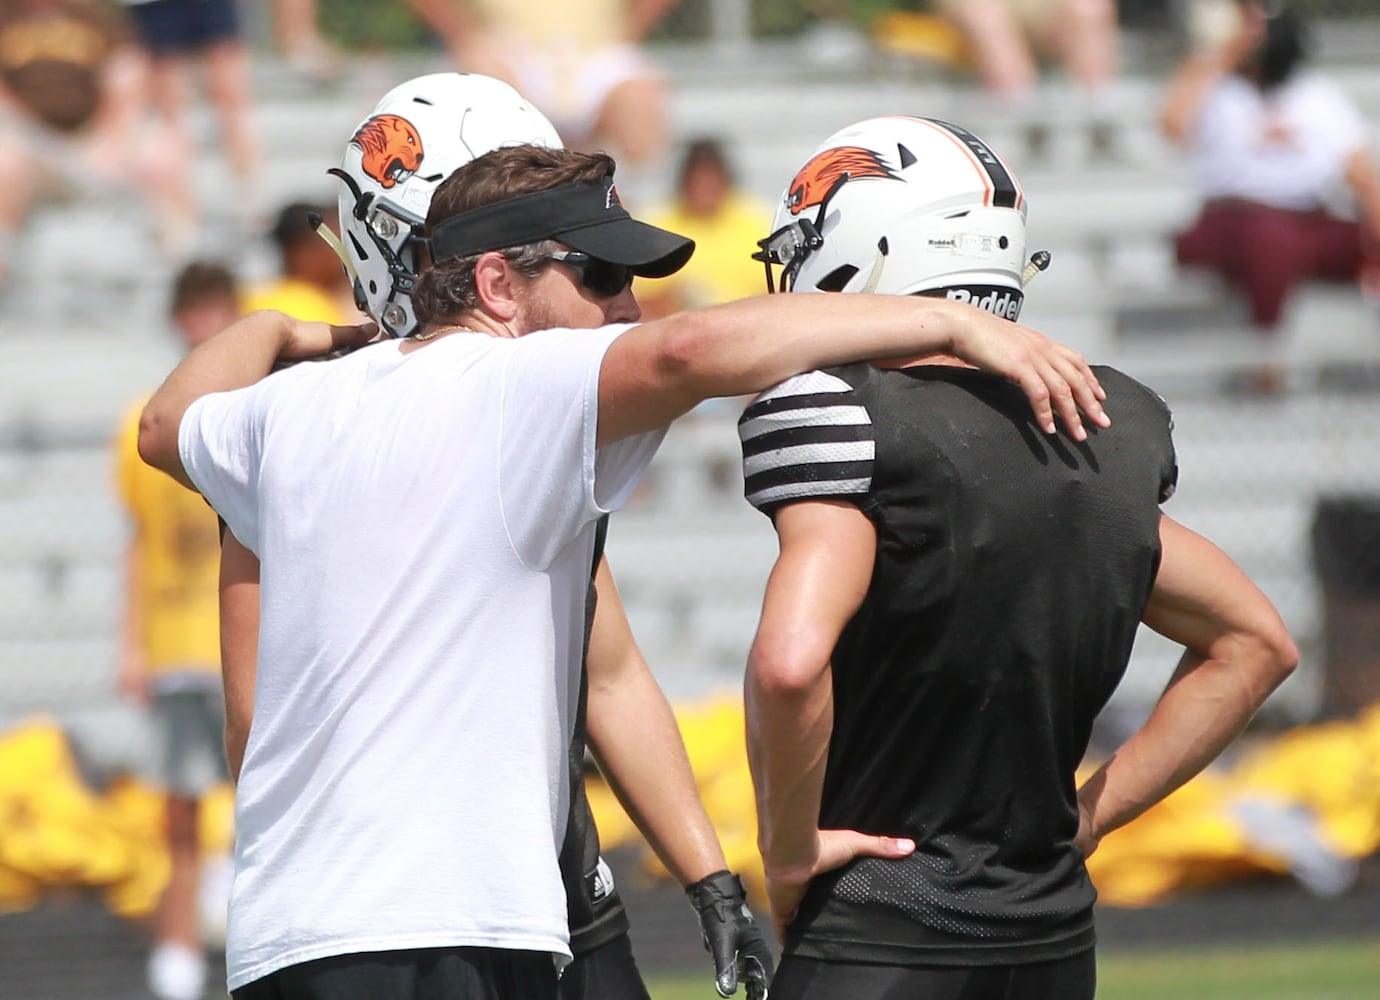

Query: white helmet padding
[[755, 116, 1030, 320], [333, 72, 562, 338]]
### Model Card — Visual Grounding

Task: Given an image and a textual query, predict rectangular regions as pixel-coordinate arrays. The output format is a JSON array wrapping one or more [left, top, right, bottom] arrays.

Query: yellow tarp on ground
[[0, 717, 232, 919], [4, 698, 1379, 919], [588, 697, 1380, 908]]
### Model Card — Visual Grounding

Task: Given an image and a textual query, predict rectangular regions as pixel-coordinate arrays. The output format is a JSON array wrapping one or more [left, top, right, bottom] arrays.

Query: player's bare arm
[[138, 311, 376, 489], [1075, 515, 1298, 857], [585, 558, 774, 997], [116, 533, 149, 703], [585, 557, 729, 886], [219, 533, 260, 784], [747, 500, 915, 942], [597, 293, 1107, 449]]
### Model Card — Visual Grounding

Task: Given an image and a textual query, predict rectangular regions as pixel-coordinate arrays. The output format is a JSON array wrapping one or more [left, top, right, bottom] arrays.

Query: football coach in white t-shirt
[[138, 143, 1108, 1000]]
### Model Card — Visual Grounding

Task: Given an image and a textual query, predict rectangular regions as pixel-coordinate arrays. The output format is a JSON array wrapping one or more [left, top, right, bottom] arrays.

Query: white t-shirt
[[178, 325, 663, 991], [1190, 71, 1369, 212]]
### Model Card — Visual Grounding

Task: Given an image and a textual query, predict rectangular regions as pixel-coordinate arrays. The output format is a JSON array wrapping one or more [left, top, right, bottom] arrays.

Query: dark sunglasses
[[545, 250, 635, 298]]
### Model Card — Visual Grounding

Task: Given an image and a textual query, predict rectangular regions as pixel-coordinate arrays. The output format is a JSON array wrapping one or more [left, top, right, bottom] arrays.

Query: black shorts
[[770, 950, 1096, 1000], [231, 946, 558, 1000], [127, 0, 240, 55], [558, 932, 651, 1000]]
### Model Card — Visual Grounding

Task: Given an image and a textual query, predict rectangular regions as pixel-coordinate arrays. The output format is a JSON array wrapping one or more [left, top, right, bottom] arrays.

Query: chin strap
[[308, 211, 360, 287], [860, 236, 890, 294]]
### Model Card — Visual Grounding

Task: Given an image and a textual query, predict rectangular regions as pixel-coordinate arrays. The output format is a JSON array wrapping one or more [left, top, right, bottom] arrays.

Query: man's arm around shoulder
[[596, 294, 1107, 448], [584, 558, 772, 998], [138, 311, 375, 489]]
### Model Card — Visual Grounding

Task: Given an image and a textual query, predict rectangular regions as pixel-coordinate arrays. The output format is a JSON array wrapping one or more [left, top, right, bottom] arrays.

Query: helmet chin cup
[[753, 217, 823, 293], [753, 172, 847, 293]]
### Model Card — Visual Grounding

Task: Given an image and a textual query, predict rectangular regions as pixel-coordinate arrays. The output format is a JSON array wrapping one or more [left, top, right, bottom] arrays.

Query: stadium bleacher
[[0, 29, 1378, 744]]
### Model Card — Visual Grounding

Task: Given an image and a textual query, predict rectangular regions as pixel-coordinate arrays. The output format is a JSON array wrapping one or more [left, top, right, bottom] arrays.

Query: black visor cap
[[429, 180, 694, 278]]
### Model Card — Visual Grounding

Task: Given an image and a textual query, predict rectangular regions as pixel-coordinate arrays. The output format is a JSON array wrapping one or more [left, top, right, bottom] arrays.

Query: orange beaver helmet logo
[[350, 114, 425, 189], [786, 146, 897, 216]]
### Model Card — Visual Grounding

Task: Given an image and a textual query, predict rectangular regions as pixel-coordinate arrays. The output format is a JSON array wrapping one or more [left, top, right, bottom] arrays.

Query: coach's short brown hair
[[411, 146, 615, 325]]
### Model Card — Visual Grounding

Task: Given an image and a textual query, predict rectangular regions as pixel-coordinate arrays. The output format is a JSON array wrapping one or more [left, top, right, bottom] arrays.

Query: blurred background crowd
[[0, 0, 1378, 997]]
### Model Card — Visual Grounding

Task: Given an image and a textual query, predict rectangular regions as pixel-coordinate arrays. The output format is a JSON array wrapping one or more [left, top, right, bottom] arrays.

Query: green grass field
[[645, 937, 1380, 999]]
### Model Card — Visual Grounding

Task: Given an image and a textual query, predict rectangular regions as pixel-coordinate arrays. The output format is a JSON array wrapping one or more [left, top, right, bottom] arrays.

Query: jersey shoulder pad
[[738, 369, 875, 514]]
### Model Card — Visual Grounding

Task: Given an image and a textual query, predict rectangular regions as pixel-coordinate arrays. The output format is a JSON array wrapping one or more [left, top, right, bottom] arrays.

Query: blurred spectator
[[115, 260, 239, 1000], [241, 200, 360, 323], [405, 0, 678, 167], [932, 0, 1120, 110], [269, 0, 341, 81], [637, 138, 772, 319], [0, 0, 171, 281], [1162, 1, 1380, 331], [118, 0, 260, 249]]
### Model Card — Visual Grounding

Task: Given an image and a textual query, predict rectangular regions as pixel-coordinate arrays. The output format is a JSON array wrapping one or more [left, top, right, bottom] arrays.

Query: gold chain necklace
[[413, 324, 480, 342]]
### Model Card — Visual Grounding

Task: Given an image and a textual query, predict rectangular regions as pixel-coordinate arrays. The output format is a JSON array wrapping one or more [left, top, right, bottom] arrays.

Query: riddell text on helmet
[[946, 286, 1022, 320]]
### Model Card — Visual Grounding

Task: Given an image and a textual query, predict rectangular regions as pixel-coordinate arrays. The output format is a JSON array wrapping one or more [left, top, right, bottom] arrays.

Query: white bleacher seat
[[688, 597, 764, 662], [617, 597, 686, 657], [1, 447, 116, 502], [0, 496, 125, 565], [1020, 244, 1104, 310], [0, 337, 180, 439], [0, 561, 119, 640], [1168, 501, 1315, 570], [0, 637, 116, 712], [1, 45, 1376, 724], [1027, 182, 1199, 254], [1279, 286, 1380, 364], [1018, 307, 1116, 360], [603, 511, 775, 601]]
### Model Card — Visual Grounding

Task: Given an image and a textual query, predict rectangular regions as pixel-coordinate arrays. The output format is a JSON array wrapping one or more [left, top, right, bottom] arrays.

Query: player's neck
[[872, 354, 973, 371]]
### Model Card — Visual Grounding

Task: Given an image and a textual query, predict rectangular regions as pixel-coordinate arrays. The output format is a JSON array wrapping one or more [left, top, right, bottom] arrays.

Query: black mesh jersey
[[561, 516, 631, 955], [738, 364, 1177, 967]]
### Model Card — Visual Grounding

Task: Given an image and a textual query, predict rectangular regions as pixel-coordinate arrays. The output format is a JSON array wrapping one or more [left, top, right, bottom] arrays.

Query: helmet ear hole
[[815, 265, 859, 292]]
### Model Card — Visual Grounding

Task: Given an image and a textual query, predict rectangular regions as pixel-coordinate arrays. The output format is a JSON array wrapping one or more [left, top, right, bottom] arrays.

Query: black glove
[[686, 870, 774, 999]]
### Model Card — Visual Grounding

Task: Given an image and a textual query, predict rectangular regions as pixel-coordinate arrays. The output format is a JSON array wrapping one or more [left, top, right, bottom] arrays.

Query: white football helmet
[[332, 73, 562, 337], [756, 116, 1032, 320]]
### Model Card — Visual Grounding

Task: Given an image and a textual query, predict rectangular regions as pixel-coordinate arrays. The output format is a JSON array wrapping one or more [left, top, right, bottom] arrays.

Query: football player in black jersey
[[739, 116, 1298, 1000]]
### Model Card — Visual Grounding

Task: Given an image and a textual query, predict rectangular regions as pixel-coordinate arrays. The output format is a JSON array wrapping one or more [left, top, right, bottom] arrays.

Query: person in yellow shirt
[[637, 138, 772, 320], [241, 200, 360, 324], [116, 260, 239, 1000]]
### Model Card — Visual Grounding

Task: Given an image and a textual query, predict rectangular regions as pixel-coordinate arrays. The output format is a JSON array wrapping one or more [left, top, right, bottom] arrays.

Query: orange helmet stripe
[[785, 146, 899, 216]]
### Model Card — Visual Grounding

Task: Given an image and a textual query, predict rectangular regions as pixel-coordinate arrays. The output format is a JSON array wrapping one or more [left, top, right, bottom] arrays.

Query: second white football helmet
[[756, 116, 1031, 320], [332, 72, 563, 337]]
